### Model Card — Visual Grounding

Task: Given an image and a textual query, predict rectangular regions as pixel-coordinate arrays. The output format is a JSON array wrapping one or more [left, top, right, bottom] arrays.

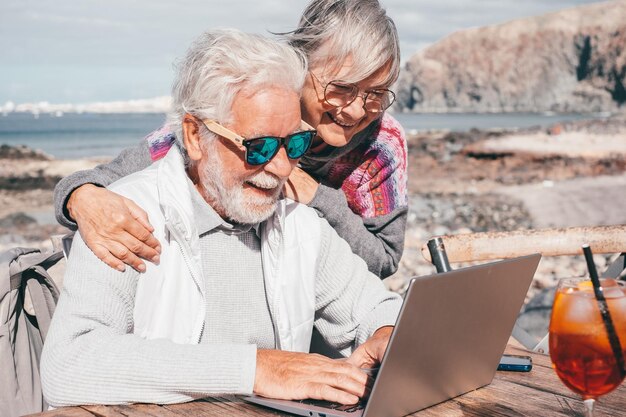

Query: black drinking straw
[[582, 244, 626, 378]]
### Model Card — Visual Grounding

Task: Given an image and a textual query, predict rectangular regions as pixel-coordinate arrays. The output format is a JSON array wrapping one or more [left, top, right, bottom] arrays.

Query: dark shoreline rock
[[0, 144, 61, 191], [0, 174, 62, 191], [0, 144, 52, 161]]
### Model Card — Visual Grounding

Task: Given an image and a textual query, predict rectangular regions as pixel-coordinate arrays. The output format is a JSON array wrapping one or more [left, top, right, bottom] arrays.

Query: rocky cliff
[[395, 0, 626, 113]]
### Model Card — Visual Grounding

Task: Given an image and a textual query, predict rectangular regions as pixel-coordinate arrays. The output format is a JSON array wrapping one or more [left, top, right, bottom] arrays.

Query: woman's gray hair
[[284, 0, 400, 85], [167, 29, 307, 148]]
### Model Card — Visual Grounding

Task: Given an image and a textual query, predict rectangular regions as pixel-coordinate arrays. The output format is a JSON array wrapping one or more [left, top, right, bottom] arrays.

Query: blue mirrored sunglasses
[[199, 118, 316, 166]]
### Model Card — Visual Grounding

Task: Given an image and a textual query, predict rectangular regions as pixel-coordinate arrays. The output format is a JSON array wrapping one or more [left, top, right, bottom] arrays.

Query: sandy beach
[[2, 115, 625, 339]]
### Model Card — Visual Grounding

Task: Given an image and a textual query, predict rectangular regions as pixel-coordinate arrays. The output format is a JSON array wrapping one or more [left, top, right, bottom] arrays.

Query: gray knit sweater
[[41, 177, 402, 406]]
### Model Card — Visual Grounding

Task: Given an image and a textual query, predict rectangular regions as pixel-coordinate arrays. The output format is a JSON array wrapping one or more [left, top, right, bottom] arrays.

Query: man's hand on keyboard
[[254, 350, 369, 405]]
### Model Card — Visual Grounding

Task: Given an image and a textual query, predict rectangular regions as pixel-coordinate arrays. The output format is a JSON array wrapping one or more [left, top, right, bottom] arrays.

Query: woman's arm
[[309, 184, 407, 278], [284, 172, 407, 278], [285, 114, 409, 278]]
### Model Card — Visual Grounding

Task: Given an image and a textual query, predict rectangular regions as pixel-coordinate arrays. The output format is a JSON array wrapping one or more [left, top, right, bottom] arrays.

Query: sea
[[0, 112, 610, 160]]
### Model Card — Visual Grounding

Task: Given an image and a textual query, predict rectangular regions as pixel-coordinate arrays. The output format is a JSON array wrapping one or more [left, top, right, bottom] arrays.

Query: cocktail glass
[[549, 278, 626, 416]]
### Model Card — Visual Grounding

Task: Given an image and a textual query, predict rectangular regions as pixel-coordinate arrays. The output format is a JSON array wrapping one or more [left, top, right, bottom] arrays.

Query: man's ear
[[181, 114, 204, 161]]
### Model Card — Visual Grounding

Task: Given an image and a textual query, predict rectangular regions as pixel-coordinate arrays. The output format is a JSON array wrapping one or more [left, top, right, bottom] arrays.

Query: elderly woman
[[54, 0, 407, 278]]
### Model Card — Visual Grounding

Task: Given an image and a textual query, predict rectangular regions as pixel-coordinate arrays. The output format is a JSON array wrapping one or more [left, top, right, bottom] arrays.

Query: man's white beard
[[198, 146, 284, 225]]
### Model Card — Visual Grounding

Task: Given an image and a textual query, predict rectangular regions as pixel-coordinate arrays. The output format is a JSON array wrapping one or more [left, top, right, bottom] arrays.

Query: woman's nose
[[340, 95, 368, 120]]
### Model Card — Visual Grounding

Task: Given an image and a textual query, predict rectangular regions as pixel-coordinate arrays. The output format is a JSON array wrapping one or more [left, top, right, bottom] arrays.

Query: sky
[[0, 0, 609, 105]]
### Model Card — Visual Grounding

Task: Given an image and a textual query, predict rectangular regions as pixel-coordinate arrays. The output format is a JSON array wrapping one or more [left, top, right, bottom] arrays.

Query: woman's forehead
[[311, 58, 393, 88]]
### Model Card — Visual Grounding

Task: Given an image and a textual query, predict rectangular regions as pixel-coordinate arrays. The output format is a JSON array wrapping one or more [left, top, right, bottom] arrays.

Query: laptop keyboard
[[299, 399, 365, 413]]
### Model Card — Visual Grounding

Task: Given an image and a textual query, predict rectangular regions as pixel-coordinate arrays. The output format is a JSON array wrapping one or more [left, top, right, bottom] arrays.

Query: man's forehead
[[229, 87, 301, 136]]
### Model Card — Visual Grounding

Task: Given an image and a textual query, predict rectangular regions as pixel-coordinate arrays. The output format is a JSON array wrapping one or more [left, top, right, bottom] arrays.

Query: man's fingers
[[348, 357, 378, 369], [307, 382, 360, 405], [345, 346, 370, 367], [321, 370, 368, 399], [254, 350, 370, 405], [124, 198, 155, 233], [304, 361, 369, 403], [346, 328, 392, 368]]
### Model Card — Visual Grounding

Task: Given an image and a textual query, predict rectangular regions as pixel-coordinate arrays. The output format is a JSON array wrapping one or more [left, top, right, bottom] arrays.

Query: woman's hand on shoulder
[[283, 167, 319, 205], [67, 184, 161, 272]]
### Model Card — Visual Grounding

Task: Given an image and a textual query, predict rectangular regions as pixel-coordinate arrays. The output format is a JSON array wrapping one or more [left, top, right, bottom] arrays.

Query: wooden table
[[28, 345, 626, 417]]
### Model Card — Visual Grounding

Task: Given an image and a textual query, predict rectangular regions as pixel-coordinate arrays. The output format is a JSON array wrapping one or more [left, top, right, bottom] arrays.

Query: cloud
[[24, 11, 131, 28], [386, 0, 609, 46], [0, 0, 610, 103]]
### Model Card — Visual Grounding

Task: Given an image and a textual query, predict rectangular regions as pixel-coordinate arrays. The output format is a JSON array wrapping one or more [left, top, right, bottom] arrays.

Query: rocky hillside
[[395, 0, 626, 113]]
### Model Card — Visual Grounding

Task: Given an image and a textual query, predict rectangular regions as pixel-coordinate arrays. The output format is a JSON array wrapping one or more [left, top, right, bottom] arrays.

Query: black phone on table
[[497, 354, 532, 372]]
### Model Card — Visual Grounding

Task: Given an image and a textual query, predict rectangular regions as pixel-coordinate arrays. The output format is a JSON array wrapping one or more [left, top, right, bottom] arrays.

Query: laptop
[[244, 254, 541, 417]]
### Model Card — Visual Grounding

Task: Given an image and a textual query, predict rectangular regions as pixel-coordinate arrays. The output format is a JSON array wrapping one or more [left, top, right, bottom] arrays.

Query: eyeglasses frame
[[309, 72, 396, 113]]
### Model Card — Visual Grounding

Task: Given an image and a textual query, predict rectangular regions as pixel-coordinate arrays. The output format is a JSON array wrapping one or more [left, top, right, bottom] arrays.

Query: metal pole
[[427, 237, 452, 273]]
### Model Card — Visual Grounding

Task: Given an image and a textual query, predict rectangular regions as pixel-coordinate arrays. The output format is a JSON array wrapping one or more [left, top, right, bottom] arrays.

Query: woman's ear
[[182, 114, 204, 161]]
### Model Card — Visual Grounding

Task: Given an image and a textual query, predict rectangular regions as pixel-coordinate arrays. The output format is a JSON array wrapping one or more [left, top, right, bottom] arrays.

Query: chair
[[421, 225, 626, 353]]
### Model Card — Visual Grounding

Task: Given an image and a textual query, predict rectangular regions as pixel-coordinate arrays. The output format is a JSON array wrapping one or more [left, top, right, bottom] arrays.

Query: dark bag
[[0, 247, 63, 417]]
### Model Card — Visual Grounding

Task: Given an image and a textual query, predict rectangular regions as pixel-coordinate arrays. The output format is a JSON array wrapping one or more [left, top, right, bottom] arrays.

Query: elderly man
[[41, 30, 401, 407]]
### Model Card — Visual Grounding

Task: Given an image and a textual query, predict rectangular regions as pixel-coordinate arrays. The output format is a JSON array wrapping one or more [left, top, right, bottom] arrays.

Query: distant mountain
[[395, 0, 626, 113]]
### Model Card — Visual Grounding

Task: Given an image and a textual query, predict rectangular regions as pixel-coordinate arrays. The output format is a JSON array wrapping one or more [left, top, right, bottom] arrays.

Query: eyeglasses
[[197, 117, 317, 166], [310, 72, 396, 114]]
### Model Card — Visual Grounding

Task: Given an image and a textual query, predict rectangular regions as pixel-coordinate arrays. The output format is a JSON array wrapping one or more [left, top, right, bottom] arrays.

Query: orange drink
[[549, 278, 626, 407]]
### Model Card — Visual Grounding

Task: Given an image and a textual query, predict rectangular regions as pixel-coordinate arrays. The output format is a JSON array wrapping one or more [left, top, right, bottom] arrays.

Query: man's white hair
[[285, 0, 400, 85], [167, 29, 307, 147]]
